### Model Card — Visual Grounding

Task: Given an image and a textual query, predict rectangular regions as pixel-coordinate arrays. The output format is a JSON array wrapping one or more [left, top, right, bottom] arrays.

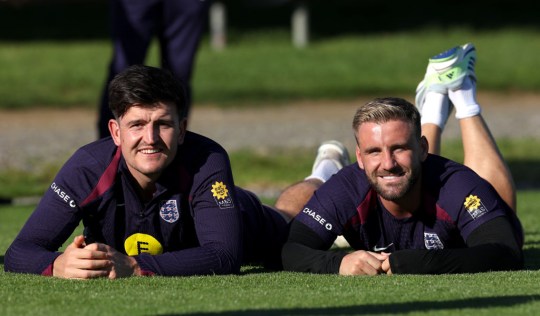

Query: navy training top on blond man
[[284, 154, 523, 274]]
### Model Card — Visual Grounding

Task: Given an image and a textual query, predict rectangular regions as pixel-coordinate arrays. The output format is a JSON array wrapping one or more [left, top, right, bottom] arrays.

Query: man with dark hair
[[5, 65, 295, 278], [280, 44, 524, 275]]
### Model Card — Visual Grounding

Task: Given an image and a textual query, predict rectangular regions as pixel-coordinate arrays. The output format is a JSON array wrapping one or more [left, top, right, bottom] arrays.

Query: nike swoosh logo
[[373, 243, 394, 252]]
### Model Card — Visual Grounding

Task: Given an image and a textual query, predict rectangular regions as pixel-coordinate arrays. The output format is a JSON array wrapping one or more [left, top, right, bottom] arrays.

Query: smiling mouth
[[379, 173, 405, 180], [139, 148, 163, 154]]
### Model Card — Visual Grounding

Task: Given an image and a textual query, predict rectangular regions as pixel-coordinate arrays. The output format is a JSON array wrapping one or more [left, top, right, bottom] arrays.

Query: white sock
[[305, 159, 340, 183], [449, 77, 481, 119], [420, 91, 450, 129]]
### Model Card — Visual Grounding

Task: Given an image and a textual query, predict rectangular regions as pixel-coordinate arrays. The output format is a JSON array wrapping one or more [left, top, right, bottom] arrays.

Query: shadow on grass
[[0, 255, 3, 265], [240, 266, 273, 275], [164, 295, 540, 315], [524, 248, 540, 270]]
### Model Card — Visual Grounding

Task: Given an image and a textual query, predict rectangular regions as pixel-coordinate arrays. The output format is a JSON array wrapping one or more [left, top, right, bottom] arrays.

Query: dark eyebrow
[[390, 142, 411, 150], [126, 119, 147, 126], [156, 118, 175, 124]]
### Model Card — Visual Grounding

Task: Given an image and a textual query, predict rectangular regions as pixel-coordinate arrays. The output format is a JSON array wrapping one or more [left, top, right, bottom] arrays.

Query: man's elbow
[[213, 247, 242, 275]]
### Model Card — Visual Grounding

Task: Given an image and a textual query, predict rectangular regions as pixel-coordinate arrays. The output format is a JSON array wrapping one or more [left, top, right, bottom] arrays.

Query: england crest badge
[[424, 232, 444, 250], [160, 199, 180, 223]]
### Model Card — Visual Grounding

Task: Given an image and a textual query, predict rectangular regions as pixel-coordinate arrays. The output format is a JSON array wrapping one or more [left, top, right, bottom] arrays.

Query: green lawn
[[1, 141, 540, 315], [2, 1, 540, 109], [1, 188, 539, 315], [1, 29, 540, 109]]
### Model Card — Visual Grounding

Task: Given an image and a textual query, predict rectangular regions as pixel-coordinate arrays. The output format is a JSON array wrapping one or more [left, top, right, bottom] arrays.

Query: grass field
[[1, 142, 540, 316], [1, 29, 540, 109], [1, 188, 540, 316]]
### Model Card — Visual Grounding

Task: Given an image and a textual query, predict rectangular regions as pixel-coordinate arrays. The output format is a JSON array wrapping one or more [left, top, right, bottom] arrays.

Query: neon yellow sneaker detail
[[415, 43, 476, 111]]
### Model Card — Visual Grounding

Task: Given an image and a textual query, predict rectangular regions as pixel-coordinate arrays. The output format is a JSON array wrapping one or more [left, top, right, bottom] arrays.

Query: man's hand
[[381, 256, 393, 275], [53, 235, 141, 279], [339, 250, 390, 275], [93, 243, 141, 279], [52, 235, 111, 279]]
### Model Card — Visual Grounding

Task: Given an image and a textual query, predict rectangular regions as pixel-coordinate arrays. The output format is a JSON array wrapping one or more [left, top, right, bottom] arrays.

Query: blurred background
[[1, 0, 540, 199], [1, 0, 540, 108]]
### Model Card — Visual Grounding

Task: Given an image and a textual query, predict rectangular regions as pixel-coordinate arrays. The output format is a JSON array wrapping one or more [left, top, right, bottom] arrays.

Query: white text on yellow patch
[[464, 194, 488, 219], [211, 181, 234, 209]]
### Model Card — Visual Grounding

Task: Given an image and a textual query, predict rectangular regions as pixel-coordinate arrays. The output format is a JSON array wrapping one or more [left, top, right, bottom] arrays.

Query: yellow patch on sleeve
[[211, 181, 229, 200], [464, 195, 481, 211]]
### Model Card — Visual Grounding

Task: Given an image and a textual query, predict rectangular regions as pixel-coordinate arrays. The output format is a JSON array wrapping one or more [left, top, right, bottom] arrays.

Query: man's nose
[[144, 124, 160, 143], [381, 150, 397, 170]]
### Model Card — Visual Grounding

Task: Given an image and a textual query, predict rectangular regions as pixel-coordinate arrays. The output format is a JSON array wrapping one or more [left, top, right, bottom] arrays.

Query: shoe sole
[[312, 141, 351, 173]]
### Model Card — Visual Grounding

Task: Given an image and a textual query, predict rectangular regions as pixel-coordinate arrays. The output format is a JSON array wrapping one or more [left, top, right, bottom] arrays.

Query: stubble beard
[[368, 168, 421, 201]]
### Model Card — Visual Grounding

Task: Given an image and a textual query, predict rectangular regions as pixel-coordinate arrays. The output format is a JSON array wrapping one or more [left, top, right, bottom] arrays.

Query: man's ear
[[108, 119, 121, 146], [177, 118, 187, 145], [356, 146, 365, 169], [420, 136, 429, 161]]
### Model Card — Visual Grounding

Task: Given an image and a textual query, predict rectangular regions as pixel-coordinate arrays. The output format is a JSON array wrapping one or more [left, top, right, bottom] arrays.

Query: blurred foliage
[[1, 0, 539, 41]]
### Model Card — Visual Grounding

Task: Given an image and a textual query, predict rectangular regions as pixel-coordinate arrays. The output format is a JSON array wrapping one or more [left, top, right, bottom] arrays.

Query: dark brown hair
[[108, 65, 187, 119]]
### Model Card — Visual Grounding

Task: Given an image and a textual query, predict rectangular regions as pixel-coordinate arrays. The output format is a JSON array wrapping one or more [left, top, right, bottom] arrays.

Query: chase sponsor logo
[[424, 232, 444, 250], [50, 182, 76, 208], [160, 199, 179, 223], [302, 207, 332, 231], [464, 194, 488, 220], [124, 233, 163, 256], [211, 181, 234, 209]]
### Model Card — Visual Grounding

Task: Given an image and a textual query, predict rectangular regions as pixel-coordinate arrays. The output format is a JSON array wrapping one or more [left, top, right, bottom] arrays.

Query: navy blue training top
[[5, 131, 282, 276], [295, 154, 523, 252]]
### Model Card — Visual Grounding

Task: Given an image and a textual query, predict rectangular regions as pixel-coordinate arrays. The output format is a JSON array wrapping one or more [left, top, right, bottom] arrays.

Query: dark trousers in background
[[98, 0, 210, 138]]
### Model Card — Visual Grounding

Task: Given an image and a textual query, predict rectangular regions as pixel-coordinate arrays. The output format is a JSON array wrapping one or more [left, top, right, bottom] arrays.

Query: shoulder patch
[[464, 194, 488, 219], [211, 181, 234, 209]]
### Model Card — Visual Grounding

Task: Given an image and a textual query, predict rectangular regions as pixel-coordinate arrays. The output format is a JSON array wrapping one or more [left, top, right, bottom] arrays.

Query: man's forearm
[[389, 243, 523, 274], [134, 245, 241, 276], [282, 241, 347, 274]]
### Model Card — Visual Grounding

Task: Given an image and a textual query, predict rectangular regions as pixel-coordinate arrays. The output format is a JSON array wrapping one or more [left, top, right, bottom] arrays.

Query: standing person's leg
[[98, 0, 159, 138], [161, 0, 211, 119]]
